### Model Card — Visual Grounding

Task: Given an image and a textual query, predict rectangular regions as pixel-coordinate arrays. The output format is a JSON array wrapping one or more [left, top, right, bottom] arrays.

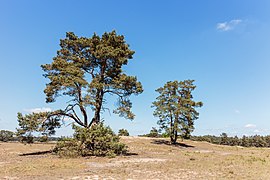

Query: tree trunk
[[89, 59, 106, 127], [74, 83, 88, 127], [170, 112, 175, 144], [170, 133, 174, 144], [89, 89, 104, 127], [170, 130, 177, 144], [174, 131, 178, 144], [79, 105, 88, 127]]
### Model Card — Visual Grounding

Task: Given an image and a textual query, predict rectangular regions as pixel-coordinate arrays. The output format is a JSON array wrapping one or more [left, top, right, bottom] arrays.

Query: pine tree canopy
[[152, 80, 202, 144], [17, 31, 143, 137]]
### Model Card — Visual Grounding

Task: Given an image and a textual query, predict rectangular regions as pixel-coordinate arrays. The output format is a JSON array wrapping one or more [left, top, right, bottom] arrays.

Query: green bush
[[161, 132, 170, 138], [139, 127, 162, 138], [118, 129, 129, 136], [20, 135, 34, 144], [37, 135, 49, 142], [0, 130, 14, 142], [54, 123, 127, 158], [53, 137, 80, 157], [149, 127, 159, 137]]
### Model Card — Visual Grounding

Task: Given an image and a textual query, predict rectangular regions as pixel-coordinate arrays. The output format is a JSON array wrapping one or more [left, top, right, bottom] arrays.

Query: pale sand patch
[[194, 149, 231, 155], [0, 161, 9, 166], [69, 175, 115, 180], [194, 150, 214, 153], [2, 177, 19, 180], [117, 158, 167, 163], [87, 158, 167, 168]]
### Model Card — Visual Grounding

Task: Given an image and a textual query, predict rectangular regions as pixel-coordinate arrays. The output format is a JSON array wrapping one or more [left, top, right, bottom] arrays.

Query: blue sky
[[1, 1, 270, 136]]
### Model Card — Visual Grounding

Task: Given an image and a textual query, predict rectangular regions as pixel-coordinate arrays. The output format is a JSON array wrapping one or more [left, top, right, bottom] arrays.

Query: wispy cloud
[[216, 19, 242, 31], [234, 109, 240, 114], [24, 107, 52, 113], [253, 129, 260, 133], [244, 124, 256, 128]]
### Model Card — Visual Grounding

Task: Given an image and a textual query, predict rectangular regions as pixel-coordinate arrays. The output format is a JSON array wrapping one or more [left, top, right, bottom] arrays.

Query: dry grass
[[1, 137, 270, 179]]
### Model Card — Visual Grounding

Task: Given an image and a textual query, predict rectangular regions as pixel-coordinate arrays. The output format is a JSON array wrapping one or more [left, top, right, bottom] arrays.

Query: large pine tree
[[17, 31, 143, 137]]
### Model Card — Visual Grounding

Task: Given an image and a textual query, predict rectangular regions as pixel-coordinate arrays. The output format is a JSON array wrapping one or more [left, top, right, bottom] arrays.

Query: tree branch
[[48, 111, 85, 127], [104, 89, 124, 98]]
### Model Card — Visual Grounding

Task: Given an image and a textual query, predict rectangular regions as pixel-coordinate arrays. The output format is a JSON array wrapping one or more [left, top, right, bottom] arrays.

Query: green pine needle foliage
[[54, 123, 127, 158], [152, 80, 203, 144], [118, 129, 129, 136], [0, 130, 14, 142]]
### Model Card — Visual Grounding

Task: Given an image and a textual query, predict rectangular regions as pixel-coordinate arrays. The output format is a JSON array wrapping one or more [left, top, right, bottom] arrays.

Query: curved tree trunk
[[89, 89, 104, 127]]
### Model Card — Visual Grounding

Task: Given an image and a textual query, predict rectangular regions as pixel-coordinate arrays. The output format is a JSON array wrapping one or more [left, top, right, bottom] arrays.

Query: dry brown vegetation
[[1, 136, 270, 179]]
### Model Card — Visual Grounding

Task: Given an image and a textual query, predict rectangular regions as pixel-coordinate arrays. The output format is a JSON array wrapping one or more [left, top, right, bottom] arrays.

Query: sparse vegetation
[[1, 137, 270, 179], [118, 129, 129, 136]]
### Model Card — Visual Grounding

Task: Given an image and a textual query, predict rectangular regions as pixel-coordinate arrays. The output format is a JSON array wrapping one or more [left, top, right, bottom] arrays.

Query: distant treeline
[[3, 129, 270, 148], [0, 130, 62, 143], [190, 133, 270, 148], [138, 128, 270, 148]]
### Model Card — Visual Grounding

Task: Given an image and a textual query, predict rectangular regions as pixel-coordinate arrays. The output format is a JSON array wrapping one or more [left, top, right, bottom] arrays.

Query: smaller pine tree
[[118, 129, 130, 136]]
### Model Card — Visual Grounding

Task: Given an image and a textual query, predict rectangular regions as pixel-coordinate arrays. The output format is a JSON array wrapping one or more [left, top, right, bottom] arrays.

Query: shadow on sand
[[19, 150, 53, 156], [124, 152, 138, 156], [151, 139, 195, 148], [19, 150, 138, 157]]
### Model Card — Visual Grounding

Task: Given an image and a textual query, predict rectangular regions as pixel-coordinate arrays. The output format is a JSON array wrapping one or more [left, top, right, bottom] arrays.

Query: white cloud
[[216, 19, 242, 31], [244, 124, 256, 128], [24, 107, 52, 113], [253, 129, 260, 133], [217, 22, 231, 31], [230, 19, 242, 24], [234, 109, 240, 114]]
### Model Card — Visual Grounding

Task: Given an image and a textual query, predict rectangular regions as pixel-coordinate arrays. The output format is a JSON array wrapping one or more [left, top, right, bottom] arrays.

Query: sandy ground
[[1, 136, 270, 179]]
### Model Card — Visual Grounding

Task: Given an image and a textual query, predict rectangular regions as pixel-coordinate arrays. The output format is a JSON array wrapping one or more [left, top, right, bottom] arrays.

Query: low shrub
[[139, 127, 161, 138], [37, 135, 49, 142], [118, 129, 129, 136], [0, 130, 14, 142], [54, 123, 127, 158], [20, 135, 34, 144]]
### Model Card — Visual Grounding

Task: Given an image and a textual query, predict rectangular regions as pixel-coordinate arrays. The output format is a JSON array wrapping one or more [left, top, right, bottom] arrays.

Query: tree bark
[[74, 83, 88, 126], [170, 112, 174, 144], [89, 89, 104, 127], [174, 131, 178, 144]]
